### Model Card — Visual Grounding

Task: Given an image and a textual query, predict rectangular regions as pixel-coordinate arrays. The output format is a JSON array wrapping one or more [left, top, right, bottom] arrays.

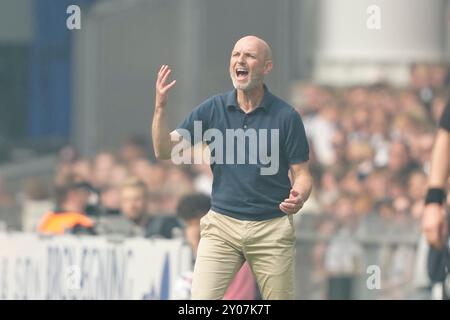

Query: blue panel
[[28, 0, 94, 140]]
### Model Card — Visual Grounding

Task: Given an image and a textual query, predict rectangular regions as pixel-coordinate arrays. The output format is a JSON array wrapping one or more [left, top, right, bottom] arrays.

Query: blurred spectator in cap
[[37, 181, 95, 235]]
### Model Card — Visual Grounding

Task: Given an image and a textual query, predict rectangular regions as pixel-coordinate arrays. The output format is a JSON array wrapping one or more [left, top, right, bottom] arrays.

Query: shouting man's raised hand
[[155, 65, 176, 108]]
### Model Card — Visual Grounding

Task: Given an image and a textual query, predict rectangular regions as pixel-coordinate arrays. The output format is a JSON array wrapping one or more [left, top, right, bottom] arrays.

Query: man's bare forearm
[[292, 169, 313, 203], [428, 129, 450, 188], [152, 106, 172, 160], [153, 65, 177, 160]]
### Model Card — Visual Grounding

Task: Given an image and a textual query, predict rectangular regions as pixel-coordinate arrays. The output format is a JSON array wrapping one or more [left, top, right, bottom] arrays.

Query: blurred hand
[[155, 65, 176, 108], [422, 203, 448, 249], [279, 189, 304, 215]]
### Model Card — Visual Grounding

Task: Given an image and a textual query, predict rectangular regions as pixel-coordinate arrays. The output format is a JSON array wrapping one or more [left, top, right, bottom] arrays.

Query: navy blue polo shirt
[[176, 85, 309, 221]]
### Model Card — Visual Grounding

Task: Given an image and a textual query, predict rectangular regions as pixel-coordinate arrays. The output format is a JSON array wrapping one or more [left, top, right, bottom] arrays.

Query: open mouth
[[236, 68, 249, 80]]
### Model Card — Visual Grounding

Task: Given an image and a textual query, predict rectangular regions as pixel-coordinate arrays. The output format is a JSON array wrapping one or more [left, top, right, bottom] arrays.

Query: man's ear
[[264, 60, 273, 75]]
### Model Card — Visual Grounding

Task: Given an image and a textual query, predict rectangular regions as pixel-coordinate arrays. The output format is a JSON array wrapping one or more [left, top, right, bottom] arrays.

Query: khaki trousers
[[191, 210, 296, 300]]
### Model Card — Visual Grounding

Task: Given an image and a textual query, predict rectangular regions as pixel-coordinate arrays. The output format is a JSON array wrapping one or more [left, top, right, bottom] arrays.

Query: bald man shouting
[[152, 36, 312, 300]]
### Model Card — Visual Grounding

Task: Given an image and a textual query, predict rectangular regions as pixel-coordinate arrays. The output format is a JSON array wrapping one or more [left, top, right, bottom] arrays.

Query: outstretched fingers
[[156, 65, 176, 93], [157, 65, 167, 84], [165, 79, 177, 91], [160, 68, 172, 87]]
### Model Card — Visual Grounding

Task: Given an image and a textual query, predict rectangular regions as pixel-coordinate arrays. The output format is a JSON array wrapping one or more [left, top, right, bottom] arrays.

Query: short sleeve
[[439, 101, 450, 132], [176, 98, 213, 145], [283, 110, 310, 164]]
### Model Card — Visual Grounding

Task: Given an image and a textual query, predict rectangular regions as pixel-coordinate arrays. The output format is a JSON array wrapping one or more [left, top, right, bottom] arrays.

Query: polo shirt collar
[[226, 84, 274, 112]]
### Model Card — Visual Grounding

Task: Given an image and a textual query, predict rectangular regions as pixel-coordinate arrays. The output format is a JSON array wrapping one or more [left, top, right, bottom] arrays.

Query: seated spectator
[[97, 177, 182, 238], [37, 181, 95, 235], [115, 177, 150, 237], [172, 193, 257, 300]]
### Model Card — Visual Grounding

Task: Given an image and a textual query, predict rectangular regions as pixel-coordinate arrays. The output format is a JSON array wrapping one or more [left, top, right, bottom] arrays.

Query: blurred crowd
[[14, 135, 214, 238], [291, 63, 450, 299], [0, 63, 449, 299]]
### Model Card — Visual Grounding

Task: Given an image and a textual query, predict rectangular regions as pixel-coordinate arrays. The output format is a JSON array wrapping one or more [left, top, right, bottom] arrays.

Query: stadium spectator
[[97, 177, 183, 238], [118, 177, 150, 236], [37, 181, 95, 235]]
